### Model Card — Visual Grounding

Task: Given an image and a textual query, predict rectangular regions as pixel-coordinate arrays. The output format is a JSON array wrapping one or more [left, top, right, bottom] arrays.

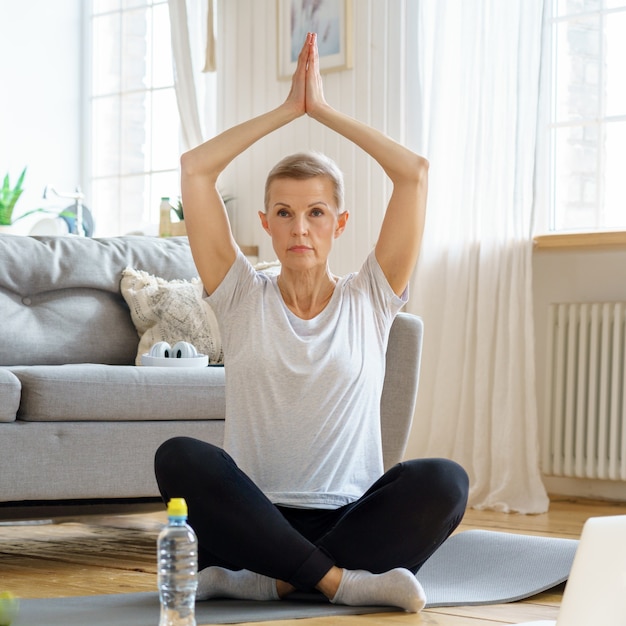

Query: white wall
[[0, 0, 82, 233]]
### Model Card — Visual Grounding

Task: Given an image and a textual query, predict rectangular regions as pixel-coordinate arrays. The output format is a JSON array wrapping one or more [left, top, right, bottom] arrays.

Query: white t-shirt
[[206, 250, 407, 509]]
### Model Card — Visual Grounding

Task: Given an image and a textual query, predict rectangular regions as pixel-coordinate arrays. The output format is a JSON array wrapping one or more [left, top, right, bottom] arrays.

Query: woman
[[155, 33, 468, 613]]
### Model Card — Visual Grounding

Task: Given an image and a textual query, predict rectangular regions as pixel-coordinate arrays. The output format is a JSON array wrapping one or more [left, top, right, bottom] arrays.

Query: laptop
[[516, 515, 626, 626]]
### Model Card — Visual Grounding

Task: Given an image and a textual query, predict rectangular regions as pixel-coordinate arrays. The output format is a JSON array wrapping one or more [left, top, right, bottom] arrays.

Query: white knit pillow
[[120, 267, 223, 365]]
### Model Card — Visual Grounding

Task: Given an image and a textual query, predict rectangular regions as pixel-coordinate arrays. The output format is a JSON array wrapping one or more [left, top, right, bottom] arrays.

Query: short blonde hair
[[264, 151, 344, 213]]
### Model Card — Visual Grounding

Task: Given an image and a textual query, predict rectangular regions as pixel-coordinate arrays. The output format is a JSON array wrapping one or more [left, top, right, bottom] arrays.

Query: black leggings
[[154, 437, 469, 591]]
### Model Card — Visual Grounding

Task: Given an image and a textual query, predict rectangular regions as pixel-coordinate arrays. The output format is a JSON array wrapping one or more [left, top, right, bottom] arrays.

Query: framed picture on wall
[[277, 0, 353, 80]]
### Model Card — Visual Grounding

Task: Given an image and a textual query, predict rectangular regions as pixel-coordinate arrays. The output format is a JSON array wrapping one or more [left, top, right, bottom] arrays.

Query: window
[[89, 0, 180, 236], [547, 0, 626, 231]]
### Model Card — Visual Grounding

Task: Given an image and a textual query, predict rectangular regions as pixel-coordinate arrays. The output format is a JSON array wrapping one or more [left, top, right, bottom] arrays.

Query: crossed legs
[[154, 437, 469, 612]]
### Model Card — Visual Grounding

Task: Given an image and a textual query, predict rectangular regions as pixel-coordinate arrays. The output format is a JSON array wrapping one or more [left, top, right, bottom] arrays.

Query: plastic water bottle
[[158, 498, 198, 626]]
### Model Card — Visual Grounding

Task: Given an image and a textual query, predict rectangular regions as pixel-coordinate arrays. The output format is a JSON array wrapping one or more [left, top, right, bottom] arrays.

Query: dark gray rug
[[12, 530, 578, 625]]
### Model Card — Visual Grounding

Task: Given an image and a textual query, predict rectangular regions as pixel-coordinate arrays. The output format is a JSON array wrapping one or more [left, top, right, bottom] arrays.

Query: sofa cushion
[[9, 364, 225, 422], [120, 268, 223, 365], [0, 235, 200, 366], [0, 368, 20, 422]]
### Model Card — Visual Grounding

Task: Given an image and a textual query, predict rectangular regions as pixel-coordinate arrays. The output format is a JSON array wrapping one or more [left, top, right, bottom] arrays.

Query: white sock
[[330, 568, 426, 613], [196, 566, 280, 601]]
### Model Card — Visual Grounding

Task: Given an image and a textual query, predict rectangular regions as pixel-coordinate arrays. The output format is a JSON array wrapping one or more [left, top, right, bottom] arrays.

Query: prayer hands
[[284, 32, 328, 119]]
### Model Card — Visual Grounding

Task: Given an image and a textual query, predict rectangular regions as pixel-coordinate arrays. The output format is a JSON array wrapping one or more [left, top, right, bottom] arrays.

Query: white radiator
[[543, 302, 626, 480]]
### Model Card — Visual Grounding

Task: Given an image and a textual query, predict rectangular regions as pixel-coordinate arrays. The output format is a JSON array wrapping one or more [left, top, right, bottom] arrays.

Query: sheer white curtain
[[168, 0, 216, 150], [409, 0, 549, 513]]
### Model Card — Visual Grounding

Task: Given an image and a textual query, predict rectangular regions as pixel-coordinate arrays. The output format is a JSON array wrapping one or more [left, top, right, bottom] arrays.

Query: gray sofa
[[0, 234, 423, 509]]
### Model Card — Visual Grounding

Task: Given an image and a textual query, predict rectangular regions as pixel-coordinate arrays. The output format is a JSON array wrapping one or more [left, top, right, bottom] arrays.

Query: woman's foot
[[328, 567, 426, 613], [196, 566, 279, 601]]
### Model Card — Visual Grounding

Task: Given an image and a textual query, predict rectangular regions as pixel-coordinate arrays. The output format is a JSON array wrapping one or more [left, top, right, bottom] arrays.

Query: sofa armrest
[[380, 313, 424, 470], [0, 368, 21, 422]]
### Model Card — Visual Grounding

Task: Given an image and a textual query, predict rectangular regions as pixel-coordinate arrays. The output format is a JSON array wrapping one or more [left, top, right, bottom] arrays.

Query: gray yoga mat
[[12, 593, 392, 626], [12, 530, 578, 625], [418, 529, 578, 607]]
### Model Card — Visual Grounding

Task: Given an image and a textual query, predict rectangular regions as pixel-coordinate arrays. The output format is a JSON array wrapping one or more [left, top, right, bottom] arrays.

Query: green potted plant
[[0, 167, 27, 226], [0, 167, 47, 227]]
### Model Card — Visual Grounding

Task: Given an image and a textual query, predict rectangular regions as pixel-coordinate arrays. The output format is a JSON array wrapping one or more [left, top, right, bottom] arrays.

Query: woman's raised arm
[[305, 35, 428, 296], [180, 34, 314, 295]]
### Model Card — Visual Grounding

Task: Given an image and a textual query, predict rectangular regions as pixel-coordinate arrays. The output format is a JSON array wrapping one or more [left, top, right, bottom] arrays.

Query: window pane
[[554, 15, 601, 123], [553, 124, 599, 230], [93, 0, 120, 14], [121, 92, 148, 174], [119, 174, 148, 233], [90, 178, 121, 237], [603, 121, 626, 228], [121, 8, 148, 91], [123, 0, 149, 9], [555, 0, 601, 17], [151, 2, 174, 88], [605, 11, 626, 117], [92, 13, 121, 95], [151, 89, 179, 171], [92, 96, 120, 178]]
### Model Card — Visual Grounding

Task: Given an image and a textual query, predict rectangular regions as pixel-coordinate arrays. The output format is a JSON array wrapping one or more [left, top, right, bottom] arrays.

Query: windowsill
[[533, 231, 626, 250]]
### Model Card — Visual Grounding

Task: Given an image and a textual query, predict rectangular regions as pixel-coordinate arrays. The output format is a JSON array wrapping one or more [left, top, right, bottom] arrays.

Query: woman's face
[[259, 176, 348, 270]]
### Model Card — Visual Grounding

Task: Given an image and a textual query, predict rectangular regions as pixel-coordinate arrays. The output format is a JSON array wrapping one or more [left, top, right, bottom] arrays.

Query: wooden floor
[[2, 496, 626, 625]]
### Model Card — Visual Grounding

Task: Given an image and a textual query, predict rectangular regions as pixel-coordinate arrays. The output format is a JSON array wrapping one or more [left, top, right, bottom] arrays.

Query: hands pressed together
[[285, 32, 328, 119]]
